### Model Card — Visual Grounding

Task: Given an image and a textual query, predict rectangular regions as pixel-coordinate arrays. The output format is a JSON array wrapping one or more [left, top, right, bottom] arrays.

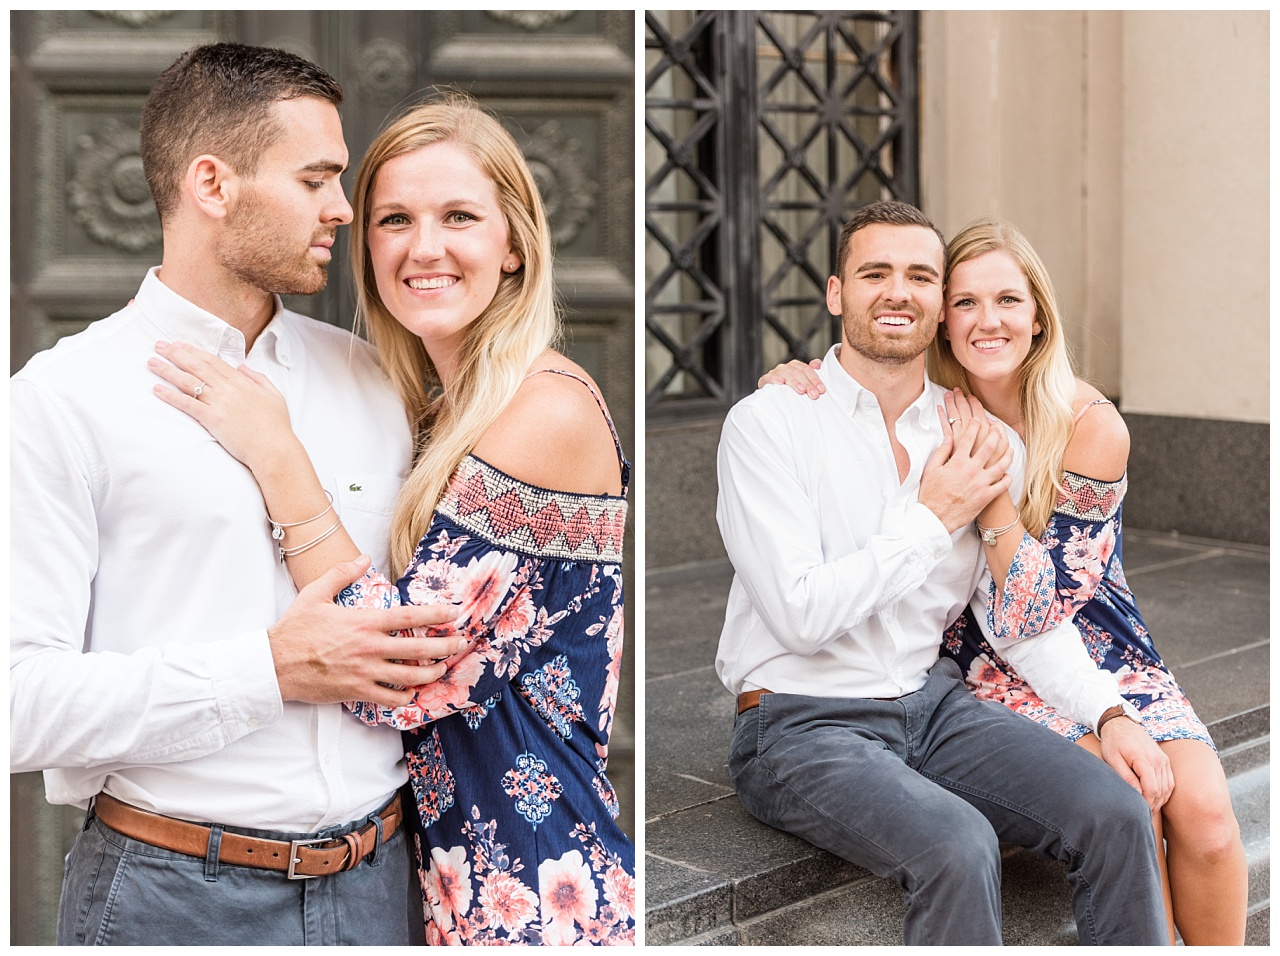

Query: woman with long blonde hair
[[762, 217, 1245, 945], [151, 95, 634, 945]]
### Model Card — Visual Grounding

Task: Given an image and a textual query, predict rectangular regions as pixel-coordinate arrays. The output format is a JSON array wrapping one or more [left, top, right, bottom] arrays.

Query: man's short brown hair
[[139, 43, 343, 224], [834, 200, 946, 277]]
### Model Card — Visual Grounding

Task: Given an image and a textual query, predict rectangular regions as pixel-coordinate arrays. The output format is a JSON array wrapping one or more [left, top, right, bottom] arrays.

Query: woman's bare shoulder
[[470, 350, 624, 496], [1062, 379, 1128, 482]]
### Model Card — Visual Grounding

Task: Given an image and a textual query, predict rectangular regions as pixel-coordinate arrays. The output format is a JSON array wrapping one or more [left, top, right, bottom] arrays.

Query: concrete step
[[646, 705, 1269, 946]]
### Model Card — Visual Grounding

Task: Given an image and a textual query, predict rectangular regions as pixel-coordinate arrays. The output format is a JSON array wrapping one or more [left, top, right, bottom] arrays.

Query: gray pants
[[57, 794, 424, 946], [729, 658, 1167, 945]]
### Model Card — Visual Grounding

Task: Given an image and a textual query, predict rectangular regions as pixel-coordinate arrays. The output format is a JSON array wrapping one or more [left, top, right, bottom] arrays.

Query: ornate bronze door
[[10, 11, 634, 943]]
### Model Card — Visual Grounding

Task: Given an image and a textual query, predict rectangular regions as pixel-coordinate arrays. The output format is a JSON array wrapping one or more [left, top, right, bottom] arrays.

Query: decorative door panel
[[11, 11, 230, 368]]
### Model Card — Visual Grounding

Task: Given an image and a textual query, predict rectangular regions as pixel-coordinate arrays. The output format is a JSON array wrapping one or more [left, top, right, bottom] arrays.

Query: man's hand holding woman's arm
[[150, 342, 464, 707], [267, 555, 467, 708]]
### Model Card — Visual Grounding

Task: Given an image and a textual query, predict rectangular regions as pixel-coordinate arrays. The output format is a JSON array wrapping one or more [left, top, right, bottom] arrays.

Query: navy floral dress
[[343, 371, 634, 945], [942, 466, 1213, 747]]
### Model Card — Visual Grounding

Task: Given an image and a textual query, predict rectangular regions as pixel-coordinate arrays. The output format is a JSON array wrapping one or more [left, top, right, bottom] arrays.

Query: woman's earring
[[503, 259, 520, 274]]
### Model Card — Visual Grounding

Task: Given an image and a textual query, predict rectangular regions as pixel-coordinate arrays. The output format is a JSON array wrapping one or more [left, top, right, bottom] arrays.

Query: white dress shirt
[[11, 267, 414, 830], [715, 344, 1124, 730]]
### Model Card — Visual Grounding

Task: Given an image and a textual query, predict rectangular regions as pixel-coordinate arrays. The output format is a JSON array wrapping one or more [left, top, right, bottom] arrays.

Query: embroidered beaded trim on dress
[[1054, 470, 1127, 522], [437, 455, 627, 563]]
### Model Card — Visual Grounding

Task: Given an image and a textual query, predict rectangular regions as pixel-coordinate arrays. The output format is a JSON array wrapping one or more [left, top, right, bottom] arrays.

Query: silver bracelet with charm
[[975, 517, 1019, 546], [267, 490, 335, 543]]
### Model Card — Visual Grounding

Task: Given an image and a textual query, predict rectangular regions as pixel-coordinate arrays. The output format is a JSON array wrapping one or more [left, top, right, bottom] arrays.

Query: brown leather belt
[[93, 792, 403, 880], [737, 688, 905, 714], [737, 688, 771, 714]]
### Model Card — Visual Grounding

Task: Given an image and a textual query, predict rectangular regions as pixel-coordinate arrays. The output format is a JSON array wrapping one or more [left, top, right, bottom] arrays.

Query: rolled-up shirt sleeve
[[716, 400, 953, 655], [10, 379, 282, 773]]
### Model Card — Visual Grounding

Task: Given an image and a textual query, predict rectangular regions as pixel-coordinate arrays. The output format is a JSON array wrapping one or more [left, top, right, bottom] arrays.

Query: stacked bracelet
[[267, 491, 333, 542], [279, 516, 343, 561], [975, 518, 1020, 546], [267, 491, 342, 561]]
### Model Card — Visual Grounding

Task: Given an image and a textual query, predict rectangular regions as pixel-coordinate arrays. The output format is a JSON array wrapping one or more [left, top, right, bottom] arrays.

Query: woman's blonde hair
[[928, 218, 1077, 537], [351, 93, 559, 574]]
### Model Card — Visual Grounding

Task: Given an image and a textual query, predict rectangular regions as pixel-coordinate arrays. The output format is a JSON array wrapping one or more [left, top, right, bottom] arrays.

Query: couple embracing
[[721, 200, 1245, 945], [11, 43, 633, 946]]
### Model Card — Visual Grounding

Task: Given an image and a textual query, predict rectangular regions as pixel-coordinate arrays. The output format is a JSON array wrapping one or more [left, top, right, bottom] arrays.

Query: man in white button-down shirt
[[716, 201, 1170, 944], [11, 44, 464, 945]]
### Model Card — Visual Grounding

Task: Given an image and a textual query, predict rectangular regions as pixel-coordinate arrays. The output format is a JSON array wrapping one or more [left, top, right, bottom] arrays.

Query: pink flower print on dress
[[456, 550, 519, 625], [941, 618, 965, 655], [986, 536, 1065, 640], [426, 844, 473, 932], [602, 863, 635, 921], [965, 657, 1012, 700], [579, 918, 611, 943], [406, 556, 462, 606], [410, 651, 488, 719], [484, 584, 542, 680], [538, 850, 598, 945], [597, 604, 625, 732], [423, 920, 450, 947], [477, 871, 539, 934], [493, 585, 537, 646], [461, 693, 501, 730], [1113, 664, 1172, 701], [339, 569, 399, 609], [592, 767, 620, 819], [1061, 523, 1114, 592]]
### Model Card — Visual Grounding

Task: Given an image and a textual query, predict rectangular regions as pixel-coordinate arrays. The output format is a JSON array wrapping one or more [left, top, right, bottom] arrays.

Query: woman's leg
[[1158, 738, 1247, 945], [1075, 733, 1175, 944], [1076, 733, 1247, 944]]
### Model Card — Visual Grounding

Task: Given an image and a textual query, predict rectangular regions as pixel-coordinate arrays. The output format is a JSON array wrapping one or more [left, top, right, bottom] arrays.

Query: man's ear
[[826, 275, 843, 317], [185, 154, 237, 221]]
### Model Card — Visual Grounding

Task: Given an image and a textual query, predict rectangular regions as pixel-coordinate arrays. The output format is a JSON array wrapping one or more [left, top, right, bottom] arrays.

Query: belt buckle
[[287, 838, 328, 880]]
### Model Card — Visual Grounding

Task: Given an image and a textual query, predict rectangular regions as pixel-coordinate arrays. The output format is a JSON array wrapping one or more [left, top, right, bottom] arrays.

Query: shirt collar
[[135, 267, 294, 367], [816, 344, 940, 431]]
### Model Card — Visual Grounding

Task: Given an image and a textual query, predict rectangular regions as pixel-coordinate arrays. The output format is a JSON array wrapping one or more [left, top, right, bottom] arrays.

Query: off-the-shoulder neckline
[[462, 452, 629, 503]]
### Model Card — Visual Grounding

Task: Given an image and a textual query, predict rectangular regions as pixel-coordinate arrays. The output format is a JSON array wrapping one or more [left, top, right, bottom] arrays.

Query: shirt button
[[247, 717, 260, 729], [323, 754, 334, 765]]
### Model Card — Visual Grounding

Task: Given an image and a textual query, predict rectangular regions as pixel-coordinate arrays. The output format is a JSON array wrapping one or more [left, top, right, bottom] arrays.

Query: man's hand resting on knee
[[1099, 715, 1174, 812]]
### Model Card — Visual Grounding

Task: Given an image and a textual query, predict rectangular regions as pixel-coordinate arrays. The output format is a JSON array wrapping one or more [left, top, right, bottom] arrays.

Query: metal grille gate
[[645, 10, 919, 420]]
